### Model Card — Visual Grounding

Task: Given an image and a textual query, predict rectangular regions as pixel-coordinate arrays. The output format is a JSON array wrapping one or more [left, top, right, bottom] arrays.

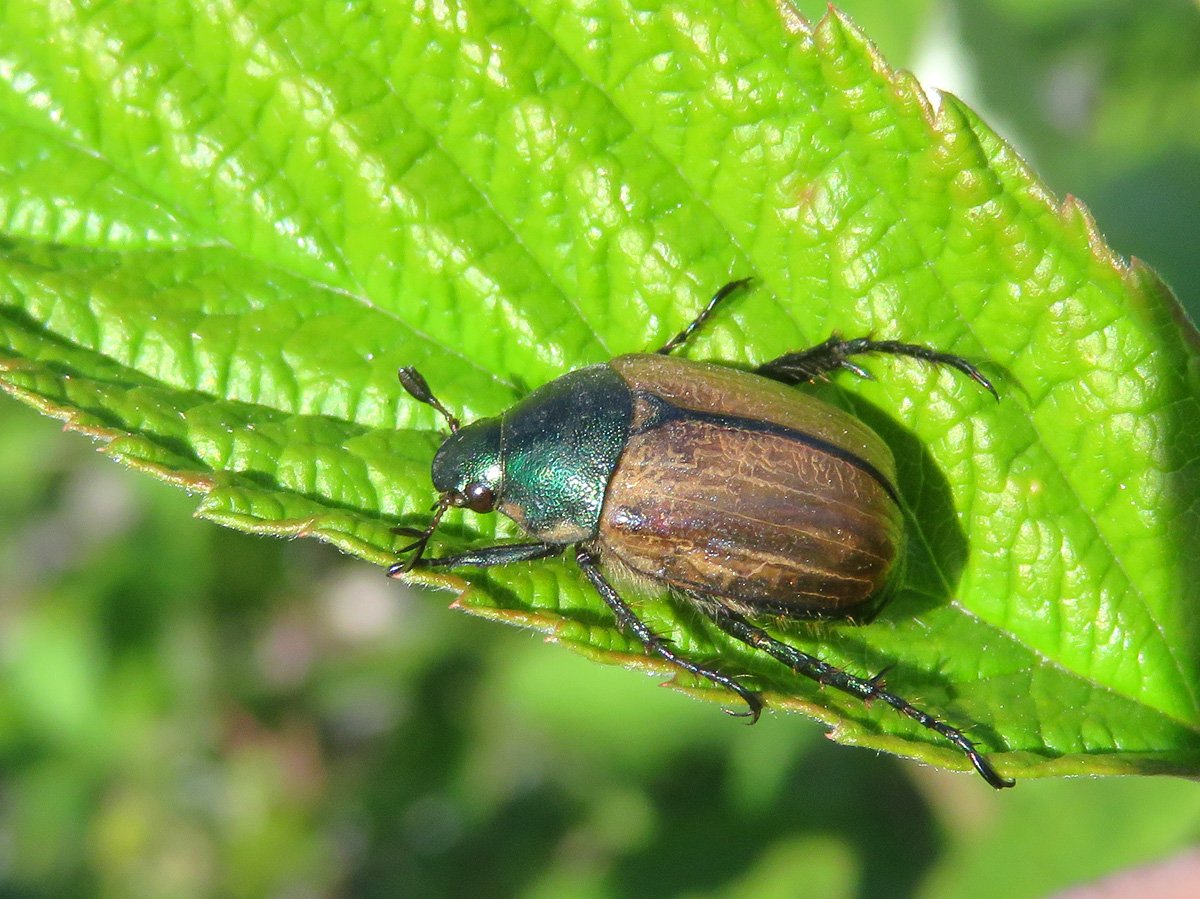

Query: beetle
[[389, 279, 1013, 789]]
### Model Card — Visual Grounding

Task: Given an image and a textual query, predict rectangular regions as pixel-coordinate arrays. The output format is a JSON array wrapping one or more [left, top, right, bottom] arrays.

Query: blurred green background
[[1, 1, 1198, 896]]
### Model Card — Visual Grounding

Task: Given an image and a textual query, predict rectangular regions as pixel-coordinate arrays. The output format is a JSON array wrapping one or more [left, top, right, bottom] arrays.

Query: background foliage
[[1, 0, 1199, 896]]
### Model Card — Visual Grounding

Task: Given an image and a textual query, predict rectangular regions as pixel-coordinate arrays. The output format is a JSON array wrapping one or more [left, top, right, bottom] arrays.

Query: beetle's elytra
[[390, 280, 1012, 790]]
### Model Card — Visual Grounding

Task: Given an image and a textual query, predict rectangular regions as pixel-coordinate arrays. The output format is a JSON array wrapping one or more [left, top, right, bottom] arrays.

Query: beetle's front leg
[[757, 336, 997, 399], [704, 605, 1014, 789], [388, 542, 564, 578], [574, 546, 763, 722]]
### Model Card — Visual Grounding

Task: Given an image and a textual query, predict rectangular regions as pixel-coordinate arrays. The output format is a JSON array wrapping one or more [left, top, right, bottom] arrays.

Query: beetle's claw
[[868, 665, 894, 689], [863, 665, 894, 707], [970, 750, 1016, 790], [389, 502, 450, 574], [969, 368, 1001, 402], [841, 361, 874, 380], [390, 530, 433, 572], [721, 689, 763, 724], [391, 523, 434, 557], [388, 553, 429, 576], [929, 354, 999, 401], [390, 525, 426, 538]]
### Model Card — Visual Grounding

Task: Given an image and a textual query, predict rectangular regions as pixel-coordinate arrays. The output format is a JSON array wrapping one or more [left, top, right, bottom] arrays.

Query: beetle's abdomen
[[599, 355, 904, 616]]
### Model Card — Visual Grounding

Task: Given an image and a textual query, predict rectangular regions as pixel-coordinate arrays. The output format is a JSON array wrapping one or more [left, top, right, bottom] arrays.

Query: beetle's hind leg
[[704, 606, 1014, 789], [575, 547, 763, 722], [757, 336, 998, 400]]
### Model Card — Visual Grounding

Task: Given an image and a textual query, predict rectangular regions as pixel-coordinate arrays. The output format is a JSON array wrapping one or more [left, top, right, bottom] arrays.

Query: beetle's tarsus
[[973, 753, 1016, 789], [758, 336, 999, 400], [390, 525, 427, 538], [656, 278, 753, 355], [387, 559, 421, 577], [722, 693, 764, 724], [419, 542, 565, 570], [705, 606, 1014, 789], [840, 361, 874, 380]]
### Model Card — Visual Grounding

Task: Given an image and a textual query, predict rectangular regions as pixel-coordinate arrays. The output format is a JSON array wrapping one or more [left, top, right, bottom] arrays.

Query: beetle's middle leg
[[703, 605, 1014, 789], [575, 546, 763, 721], [757, 336, 997, 400]]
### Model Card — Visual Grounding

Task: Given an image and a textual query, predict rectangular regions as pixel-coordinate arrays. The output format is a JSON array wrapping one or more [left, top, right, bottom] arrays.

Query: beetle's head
[[392, 367, 502, 571], [430, 418, 502, 514]]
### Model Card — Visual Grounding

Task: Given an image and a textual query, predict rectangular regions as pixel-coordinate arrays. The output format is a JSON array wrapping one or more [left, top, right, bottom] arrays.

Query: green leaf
[[1, 0, 1197, 784]]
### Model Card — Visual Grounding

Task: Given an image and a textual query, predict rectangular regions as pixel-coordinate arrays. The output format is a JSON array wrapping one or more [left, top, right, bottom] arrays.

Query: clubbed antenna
[[398, 367, 460, 432]]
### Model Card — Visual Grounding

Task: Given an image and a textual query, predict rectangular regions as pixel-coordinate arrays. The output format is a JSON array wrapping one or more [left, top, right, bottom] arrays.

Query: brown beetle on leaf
[[391, 280, 1012, 789]]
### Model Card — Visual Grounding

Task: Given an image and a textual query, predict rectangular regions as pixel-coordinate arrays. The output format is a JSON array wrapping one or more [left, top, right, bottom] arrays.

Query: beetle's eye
[[462, 482, 496, 513]]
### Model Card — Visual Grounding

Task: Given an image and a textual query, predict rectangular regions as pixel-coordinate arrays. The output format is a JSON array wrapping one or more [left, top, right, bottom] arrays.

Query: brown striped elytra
[[600, 353, 903, 616], [390, 279, 1012, 789]]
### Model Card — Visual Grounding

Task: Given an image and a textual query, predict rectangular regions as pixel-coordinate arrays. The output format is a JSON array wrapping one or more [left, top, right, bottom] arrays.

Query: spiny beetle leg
[[865, 665, 895, 704], [656, 278, 753, 356], [387, 541, 564, 578], [757, 336, 998, 400], [574, 546, 763, 722], [706, 607, 1014, 790]]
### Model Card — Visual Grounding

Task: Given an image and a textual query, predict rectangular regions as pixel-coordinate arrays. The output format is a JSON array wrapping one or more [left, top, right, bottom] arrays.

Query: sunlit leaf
[[2, 0, 1198, 782]]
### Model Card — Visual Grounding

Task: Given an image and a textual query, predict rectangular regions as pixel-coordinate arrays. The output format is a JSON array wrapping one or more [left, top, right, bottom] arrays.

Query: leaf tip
[[770, 0, 812, 36], [1058, 193, 1126, 274], [812, 4, 856, 52], [889, 68, 937, 125], [931, 89, 972, 132], [821, 3, 857, 34], [1127, 257, 1200, 352]]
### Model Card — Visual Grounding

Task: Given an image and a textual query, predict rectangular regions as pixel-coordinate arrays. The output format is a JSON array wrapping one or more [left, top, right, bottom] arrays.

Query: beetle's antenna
[[389, 498, 450, 573], [398, 367, 461, 433]]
